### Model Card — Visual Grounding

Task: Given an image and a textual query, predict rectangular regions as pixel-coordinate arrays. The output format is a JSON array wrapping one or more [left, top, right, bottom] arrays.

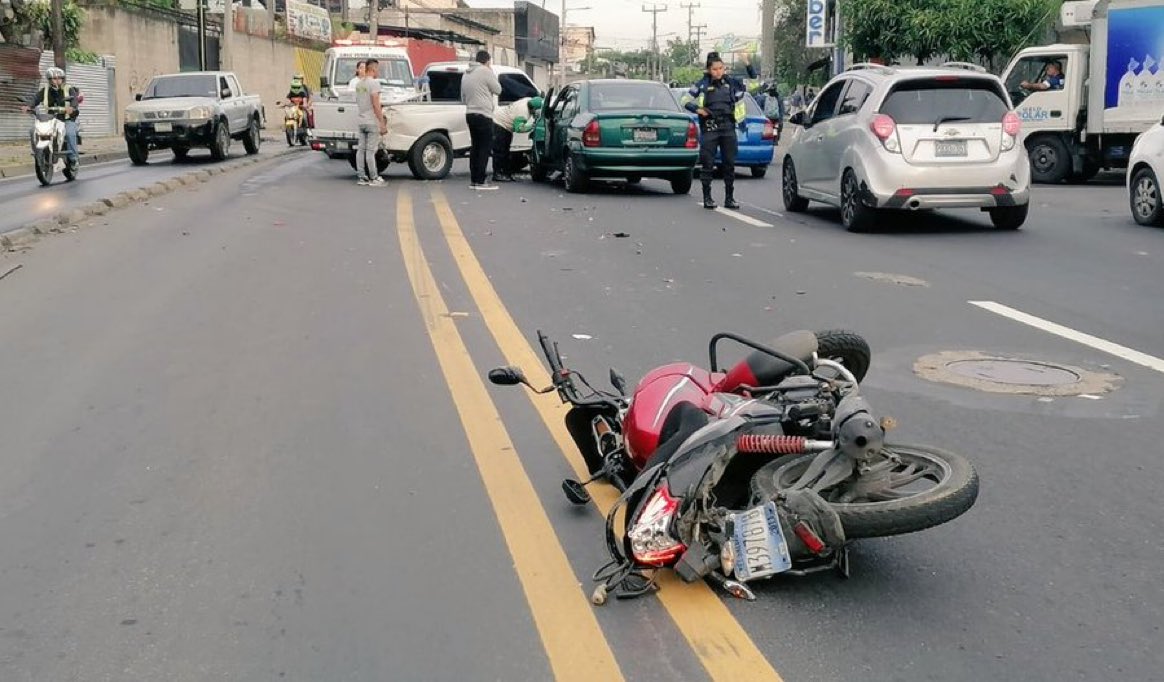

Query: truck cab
[[319, 42, 418, 104]]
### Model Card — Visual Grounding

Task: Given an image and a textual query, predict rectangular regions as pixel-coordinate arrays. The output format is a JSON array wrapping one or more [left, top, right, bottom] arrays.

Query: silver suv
[[782, 64, 1030, 231]]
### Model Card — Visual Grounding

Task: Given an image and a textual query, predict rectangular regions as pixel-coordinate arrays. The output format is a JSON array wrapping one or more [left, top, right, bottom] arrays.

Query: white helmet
[[44, 67, 65, 82]]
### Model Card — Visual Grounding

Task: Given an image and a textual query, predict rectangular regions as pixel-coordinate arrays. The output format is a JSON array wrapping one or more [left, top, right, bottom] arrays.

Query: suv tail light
[[870, 114, 900, 153], [583, 119, 601, 147], [685, 122, 699, 148], [1001, 111, 1021, 151], [762, 120, 776, 141], [628, 484, 686, 566]]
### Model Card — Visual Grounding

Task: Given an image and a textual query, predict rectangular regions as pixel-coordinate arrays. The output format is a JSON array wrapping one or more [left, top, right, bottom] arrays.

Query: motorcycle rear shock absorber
[[735, 434, 833, 454]]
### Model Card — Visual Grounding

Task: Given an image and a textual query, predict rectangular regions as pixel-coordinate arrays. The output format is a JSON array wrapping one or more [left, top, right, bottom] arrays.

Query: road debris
[[0, 263, 23, 281], [572, 333, 593, 340]]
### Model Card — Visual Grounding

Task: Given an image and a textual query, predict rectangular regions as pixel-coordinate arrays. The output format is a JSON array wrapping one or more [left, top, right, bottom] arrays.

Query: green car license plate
[[633, 128, 658, 143], [935, 140, 967, 157]]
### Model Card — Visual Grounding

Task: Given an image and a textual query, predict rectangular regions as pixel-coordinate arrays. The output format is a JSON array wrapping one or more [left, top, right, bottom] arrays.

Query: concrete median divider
[[2, 146, 305, 252]]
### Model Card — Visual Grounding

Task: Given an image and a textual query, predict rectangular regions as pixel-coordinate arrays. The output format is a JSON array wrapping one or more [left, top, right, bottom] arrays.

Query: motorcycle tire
[[749, 444, 979, 540], [814, 329, 871, 383], [285, 128, 295, 146], [35, 149, 53, 186]]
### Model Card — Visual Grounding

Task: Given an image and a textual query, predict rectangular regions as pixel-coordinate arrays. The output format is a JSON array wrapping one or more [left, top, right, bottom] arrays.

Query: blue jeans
[[63, 119, 79, 162]]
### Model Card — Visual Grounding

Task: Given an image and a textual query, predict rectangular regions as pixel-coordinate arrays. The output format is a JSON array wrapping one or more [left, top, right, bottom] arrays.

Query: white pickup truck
[[312, 61, 541, 180]]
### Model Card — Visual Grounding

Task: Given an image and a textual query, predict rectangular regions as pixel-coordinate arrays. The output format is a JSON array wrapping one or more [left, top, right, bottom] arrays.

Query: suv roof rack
[[940, 62, 988, 73], [845, 62, 896, 74]]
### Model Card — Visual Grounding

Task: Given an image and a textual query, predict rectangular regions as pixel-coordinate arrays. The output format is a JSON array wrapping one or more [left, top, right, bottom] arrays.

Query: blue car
[[670, 89, 778, 178]]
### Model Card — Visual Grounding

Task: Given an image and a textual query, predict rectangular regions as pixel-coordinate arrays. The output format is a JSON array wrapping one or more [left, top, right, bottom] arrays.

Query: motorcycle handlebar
[[536, 330, 623, 411]]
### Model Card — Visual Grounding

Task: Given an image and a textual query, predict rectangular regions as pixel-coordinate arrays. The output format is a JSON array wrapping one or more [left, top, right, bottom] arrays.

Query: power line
[[642, 3, 668, 80]]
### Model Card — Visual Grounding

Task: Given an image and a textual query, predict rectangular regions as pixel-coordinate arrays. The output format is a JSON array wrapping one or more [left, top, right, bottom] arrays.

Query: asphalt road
[[1, 151, 1160, 682], [0, 142, 302, 236]]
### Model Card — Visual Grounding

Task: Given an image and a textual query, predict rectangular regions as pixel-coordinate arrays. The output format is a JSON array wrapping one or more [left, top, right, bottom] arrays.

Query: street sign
[[806, 0, 833, 48]]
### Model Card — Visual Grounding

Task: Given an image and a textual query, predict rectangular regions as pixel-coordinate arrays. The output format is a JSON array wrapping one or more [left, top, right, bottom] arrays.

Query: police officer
[[23, 67, 81, 167], [682, 52, 756, 210]]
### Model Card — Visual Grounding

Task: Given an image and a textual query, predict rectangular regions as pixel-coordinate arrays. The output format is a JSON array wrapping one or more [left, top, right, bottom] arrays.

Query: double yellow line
[[397, 188, 785, 682]]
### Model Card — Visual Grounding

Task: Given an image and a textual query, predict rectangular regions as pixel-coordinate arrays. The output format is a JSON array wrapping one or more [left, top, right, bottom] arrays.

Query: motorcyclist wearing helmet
[[490, 95, 544, 183], [286, 73, 313, 128], [682, 52, 757, 210], [23, 67, 81, 164]]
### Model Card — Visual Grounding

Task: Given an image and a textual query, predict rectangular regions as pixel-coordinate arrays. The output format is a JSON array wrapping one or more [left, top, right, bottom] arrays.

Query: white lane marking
[[969, 300, 1164, 375], [746, 204, 786, 219], [714, 207, 773, 228]]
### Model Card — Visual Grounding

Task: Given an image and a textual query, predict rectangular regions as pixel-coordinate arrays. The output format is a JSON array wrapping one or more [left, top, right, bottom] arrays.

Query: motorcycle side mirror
[[609, 368, 628, 396], [135, 93, 142, 101], [488, 366, 528, 387]]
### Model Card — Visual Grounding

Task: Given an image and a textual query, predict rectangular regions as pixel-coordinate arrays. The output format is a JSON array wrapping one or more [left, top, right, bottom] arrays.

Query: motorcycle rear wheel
[[814, 329, 871, 383], [750, 444, 978, 539]]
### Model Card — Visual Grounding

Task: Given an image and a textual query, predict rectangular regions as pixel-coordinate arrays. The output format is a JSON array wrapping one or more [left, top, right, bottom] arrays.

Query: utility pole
[[50, 0, 65, 68], [197, 0, 207, 70], [642, 3, 666, 81], [680, 2, 698, 45], [369, 0, 379, 40], [222, 0, 234, 70], [692, 23, 706, 64], [761, 0, 774, 80]]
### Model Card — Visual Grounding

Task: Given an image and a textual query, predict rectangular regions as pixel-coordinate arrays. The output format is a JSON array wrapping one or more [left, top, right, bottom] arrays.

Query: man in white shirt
[[490, 96, 542, 183], [354, 59, 386, 186]]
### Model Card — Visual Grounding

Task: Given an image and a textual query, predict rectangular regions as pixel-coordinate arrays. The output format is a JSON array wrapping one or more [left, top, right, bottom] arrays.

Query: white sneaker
[[473, 183, 499, 191], [357, 178, 370, 186], [368, 177, 386, 187]]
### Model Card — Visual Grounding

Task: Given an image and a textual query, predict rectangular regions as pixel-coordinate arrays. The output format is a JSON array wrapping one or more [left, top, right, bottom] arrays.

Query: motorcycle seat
[[713, 329, 818, 393]]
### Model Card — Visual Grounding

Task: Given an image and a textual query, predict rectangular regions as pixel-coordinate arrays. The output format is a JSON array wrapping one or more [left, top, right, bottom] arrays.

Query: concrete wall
[[79, 5, 323, 131]]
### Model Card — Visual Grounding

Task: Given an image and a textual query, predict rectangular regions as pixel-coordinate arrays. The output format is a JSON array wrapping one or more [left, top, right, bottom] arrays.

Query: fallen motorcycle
[[489, 329, 978, 602]]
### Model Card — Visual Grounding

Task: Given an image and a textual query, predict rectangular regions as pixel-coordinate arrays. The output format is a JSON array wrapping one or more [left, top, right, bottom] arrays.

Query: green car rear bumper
[[576, 148, 698, 176]]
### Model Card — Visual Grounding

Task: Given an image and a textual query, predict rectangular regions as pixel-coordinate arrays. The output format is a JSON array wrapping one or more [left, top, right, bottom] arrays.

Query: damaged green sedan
[[529, 79, 700, 195]]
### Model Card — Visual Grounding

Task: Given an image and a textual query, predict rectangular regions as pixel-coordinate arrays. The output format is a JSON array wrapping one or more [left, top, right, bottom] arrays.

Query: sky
[[464, 0, 762, 53]]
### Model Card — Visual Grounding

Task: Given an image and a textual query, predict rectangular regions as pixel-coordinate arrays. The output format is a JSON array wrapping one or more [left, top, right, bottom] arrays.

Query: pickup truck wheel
[[408, 132, 453, 180], [127, 140, 149, 166], [242, 118, 261, 155], [210, 121, 231, 161]]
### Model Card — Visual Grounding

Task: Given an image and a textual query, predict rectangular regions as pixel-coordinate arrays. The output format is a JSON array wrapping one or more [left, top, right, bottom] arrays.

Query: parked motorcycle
[[279, 100, 308, 147], [28, 104, 79, 186], [489, 329, 979, 602]]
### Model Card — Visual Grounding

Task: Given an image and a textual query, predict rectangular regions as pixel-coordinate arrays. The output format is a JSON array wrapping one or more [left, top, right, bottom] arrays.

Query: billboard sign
[[515, 1, 560, 63], [287, 0, 332, 43], [806, 0, 832, 48]]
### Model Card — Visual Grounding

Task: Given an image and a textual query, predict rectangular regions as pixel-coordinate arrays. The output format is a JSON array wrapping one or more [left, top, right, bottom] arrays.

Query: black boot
[[724, 186, 740, 210], [702, 183, 717, 209]]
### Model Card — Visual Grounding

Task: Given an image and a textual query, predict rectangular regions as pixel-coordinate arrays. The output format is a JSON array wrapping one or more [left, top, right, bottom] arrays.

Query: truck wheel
[[209, 121, 231, 161], [1027, 135, 1070, 184], [408, 132, 453, 180], [127, 140, 149, 166], [242, 118, 261, 155]]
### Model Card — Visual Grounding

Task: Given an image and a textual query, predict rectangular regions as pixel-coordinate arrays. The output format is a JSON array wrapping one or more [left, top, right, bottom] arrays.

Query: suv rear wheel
[[988, 203, 1028, 230]]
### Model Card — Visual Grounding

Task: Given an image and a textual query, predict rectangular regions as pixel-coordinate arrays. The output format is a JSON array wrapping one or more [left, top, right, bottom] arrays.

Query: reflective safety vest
[[681, 75, 748, 123]]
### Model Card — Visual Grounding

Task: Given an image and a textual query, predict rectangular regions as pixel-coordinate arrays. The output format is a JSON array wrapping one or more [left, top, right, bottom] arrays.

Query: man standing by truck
[[461, 50, 502, 190], [355, 59, 387, 187]]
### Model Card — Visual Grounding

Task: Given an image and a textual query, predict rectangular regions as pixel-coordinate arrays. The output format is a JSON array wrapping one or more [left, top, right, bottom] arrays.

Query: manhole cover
[[914, 351, 1121, 396], [944, 359, 1081, 386]]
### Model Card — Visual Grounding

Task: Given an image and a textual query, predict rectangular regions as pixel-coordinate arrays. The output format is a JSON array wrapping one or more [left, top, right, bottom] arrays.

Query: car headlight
[[125, 110, 144, 123], [187, 105, 214, 121]]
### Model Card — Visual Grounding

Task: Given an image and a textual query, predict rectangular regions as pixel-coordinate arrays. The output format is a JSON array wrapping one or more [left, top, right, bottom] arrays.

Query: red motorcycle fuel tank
[[624, 363, 719, 468]]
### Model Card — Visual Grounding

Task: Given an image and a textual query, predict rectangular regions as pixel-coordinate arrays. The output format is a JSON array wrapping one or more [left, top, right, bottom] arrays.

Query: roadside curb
[[1, 145, 304, 252]]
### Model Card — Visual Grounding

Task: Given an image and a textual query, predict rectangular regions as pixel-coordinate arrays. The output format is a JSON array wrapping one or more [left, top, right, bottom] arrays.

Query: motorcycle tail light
[[685, 122, 699, 148], [628, 484, 685, 566], [583, 120, 601, 147], [870, 114, 900, 153]]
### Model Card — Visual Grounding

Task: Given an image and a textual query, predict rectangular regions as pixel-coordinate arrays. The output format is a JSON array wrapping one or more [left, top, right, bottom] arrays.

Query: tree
[[771, 0, 832, 90], [844, 0, 1058, 71], [0, 0, 86, 52], [665, 36, 697, 68]]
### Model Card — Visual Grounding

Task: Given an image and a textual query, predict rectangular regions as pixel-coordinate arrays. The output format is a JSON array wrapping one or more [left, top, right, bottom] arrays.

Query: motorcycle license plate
[[155, 122, 172, 132], [730, 501, 792, 581], [633, 128, 657, 143], [934, 140, 967, 157]]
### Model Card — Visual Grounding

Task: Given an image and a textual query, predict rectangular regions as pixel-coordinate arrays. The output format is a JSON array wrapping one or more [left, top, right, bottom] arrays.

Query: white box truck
[[1001, 0, 1164, 183]]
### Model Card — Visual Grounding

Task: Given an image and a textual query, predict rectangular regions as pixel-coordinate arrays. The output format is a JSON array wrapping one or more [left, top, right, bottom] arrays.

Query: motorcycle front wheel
[[750, 444, 979, 539], [285, 127, 296, 146], [814, 329, 871, 383], [34, 148, 53, 186]]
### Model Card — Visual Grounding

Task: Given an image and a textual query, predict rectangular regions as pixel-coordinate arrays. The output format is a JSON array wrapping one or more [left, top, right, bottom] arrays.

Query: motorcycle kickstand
[[706, 571, 756, 601], [834, 546, 851, 579]]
